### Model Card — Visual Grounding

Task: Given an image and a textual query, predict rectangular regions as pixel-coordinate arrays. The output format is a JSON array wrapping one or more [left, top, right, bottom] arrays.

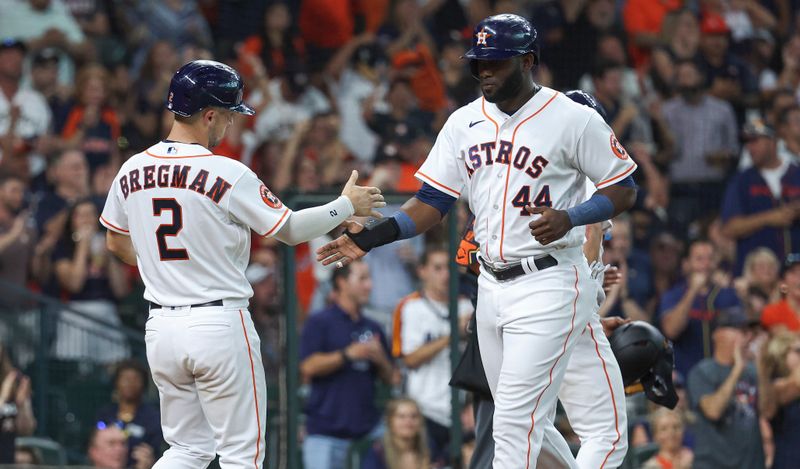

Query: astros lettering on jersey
[[100, 140, 290, 307], [416, 88, 636, 264]]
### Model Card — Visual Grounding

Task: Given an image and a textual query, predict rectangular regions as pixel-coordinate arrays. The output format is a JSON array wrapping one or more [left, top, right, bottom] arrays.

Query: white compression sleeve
[[273, 196, 354, 245]]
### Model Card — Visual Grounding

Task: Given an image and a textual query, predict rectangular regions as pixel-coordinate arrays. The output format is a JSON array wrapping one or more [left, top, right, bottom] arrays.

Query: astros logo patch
[[259, 184, 283, 209], [476, 27, 493, 46], [609, 134, 628, 160]]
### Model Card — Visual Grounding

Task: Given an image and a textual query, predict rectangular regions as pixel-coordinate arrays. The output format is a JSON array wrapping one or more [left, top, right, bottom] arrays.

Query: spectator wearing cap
[[364, 78, 433, 149], [662, 59, 738, 230], [29, 47, 70, 125], [697, 12, 758, 109], [687, 307, 765, 469], [721, 117, 800, 275], [0, 38, 52, 168], [761, 254, 800, 333], [658, 239, 742, 379]]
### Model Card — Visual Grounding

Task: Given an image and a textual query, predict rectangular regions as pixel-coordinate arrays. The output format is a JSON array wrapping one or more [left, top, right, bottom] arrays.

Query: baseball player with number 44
[[318, 14, 638, 469], [100, 60, 385, 468]]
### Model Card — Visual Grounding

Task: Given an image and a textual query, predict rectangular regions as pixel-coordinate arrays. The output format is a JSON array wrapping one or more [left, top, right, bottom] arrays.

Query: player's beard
[[483, 61, 525, 104]]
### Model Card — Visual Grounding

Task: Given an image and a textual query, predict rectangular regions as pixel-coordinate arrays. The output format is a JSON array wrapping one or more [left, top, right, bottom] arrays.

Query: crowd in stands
[[0, 0, 800, 467]]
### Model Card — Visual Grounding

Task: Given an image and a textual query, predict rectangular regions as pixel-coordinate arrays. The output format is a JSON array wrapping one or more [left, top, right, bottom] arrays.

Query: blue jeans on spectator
[[303, 434, 351, 469], [303, 423, 385, 469]]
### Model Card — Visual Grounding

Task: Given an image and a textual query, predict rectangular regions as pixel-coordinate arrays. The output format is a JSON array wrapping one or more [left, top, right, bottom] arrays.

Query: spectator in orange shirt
[[762, 254, 800, 333], [299, 0, 355, 70], [623, 0, 684, 69]]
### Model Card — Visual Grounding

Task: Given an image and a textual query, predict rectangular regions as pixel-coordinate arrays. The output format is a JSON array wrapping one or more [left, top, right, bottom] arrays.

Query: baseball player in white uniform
[[317, 15, 637, 469], [101, 60, 385, 469]]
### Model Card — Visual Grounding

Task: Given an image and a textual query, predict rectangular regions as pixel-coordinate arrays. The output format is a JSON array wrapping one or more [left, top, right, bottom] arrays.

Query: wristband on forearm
[[566, 193, 615, 227], [346, 216, 400, 252]]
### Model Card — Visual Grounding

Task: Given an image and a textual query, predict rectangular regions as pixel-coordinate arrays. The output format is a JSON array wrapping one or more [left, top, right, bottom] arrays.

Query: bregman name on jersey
[[118, 164, 232, 204]]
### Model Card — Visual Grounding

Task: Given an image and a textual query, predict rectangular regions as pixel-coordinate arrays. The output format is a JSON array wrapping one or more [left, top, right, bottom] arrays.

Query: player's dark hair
[[420, 244, 448, 266], [112, 358, 149, 394], [0, 171, 24, 187]]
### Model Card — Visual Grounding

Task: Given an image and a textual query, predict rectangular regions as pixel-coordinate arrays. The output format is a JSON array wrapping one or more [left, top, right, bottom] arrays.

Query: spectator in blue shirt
[[658, 239, 743, 379], [721, 116, 800, 276], [300, 259, 394, 469]]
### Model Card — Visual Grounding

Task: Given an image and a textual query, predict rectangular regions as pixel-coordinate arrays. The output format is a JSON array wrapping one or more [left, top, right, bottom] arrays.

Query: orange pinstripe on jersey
[[239, 310, 262, 469], [525, 266, 579, 468], [588, 322, 622, 468]]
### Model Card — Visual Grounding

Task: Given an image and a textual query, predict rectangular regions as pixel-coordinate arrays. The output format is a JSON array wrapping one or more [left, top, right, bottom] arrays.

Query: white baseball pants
[[145, 306, 267, 469], [476, 247, 596, 469]]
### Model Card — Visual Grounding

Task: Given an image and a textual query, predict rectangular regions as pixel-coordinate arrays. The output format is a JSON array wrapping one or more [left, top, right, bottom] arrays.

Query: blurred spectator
[[62, 0, 110, 39], [299, 0, 356, 71], [361, 397, 431, 469], [650, 9, 701, 98], [776, 33, 800, 94], [549, 0, 624, 90], [697, 13, 758, 110], [391, 247, 472, 465], [88, 423, 154, 469], [51, 199, 130, 363], [734, 248, 782, 313], [28, 47, 70, 129], [0, 345, 35, 464], [364, 78, 433, 151], [659, 239, 742, 378], [590, 59, 653, 146], [758, 330, 800, 469], [58, 64, 121, 173], [721, 117, 800, 275], [646, 231, 683, 316], [642, 408, 693, 469], [598, 214, 651, 320], [742, 29, 780, 95], [622, 0, 683, 69], [299, 260, 393, 469], [0, 173, 35, 288], [126, 41, 179, 150], [761, 254, 800, 333], [439, 38, 479, 108], [774, 105, 800, 164], [14, 444, 43, 465], [0, 0, 91, 66], [700, 0, 777, 47], [34, 149, 88, 232], [662, 59, 739, 230], [0, 38, 52, 169], [687, 307, 764, 469], [239, 2, 306, 80], [96, 359, 163, 466], [123, 0, 212, 72], [578, 34, 650, 103]]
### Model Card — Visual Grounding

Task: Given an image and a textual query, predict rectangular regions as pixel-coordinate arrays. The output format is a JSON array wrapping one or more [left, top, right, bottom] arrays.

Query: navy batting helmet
[[566, 90, 608, 122], [166, 60, 255, 118], [463, 14, 539, 65], [609, 321, 679, 409]]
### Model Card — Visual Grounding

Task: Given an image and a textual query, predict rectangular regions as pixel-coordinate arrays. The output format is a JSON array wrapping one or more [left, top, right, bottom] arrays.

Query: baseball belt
[[479, 254, 558, 282], [149, 300, 224, 310]]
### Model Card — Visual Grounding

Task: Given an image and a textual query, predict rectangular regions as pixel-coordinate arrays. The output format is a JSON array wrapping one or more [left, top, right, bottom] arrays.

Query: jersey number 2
[[511, 185, 551, 215], [153, 198, 189, 261]]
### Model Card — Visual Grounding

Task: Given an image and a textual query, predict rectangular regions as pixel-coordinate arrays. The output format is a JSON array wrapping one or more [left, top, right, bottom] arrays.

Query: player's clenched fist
[[526, 205, 573, 245], [341, 170, 386, 217]]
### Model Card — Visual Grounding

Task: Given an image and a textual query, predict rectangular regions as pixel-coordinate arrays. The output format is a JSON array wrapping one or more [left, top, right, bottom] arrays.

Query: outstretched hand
[[316, 220, 367, 267], [341, 170, 386, 218], [526, 205, 572, 245]]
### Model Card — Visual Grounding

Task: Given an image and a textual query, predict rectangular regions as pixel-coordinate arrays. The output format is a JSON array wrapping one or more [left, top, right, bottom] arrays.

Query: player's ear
[[521, 53, 535, 72]]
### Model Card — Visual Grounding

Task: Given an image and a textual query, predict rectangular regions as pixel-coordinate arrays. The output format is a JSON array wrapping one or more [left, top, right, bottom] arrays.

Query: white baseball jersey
[[416, 87, 636, 264], [392, 293, 473, 427], [100, 141, 291, 306]]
